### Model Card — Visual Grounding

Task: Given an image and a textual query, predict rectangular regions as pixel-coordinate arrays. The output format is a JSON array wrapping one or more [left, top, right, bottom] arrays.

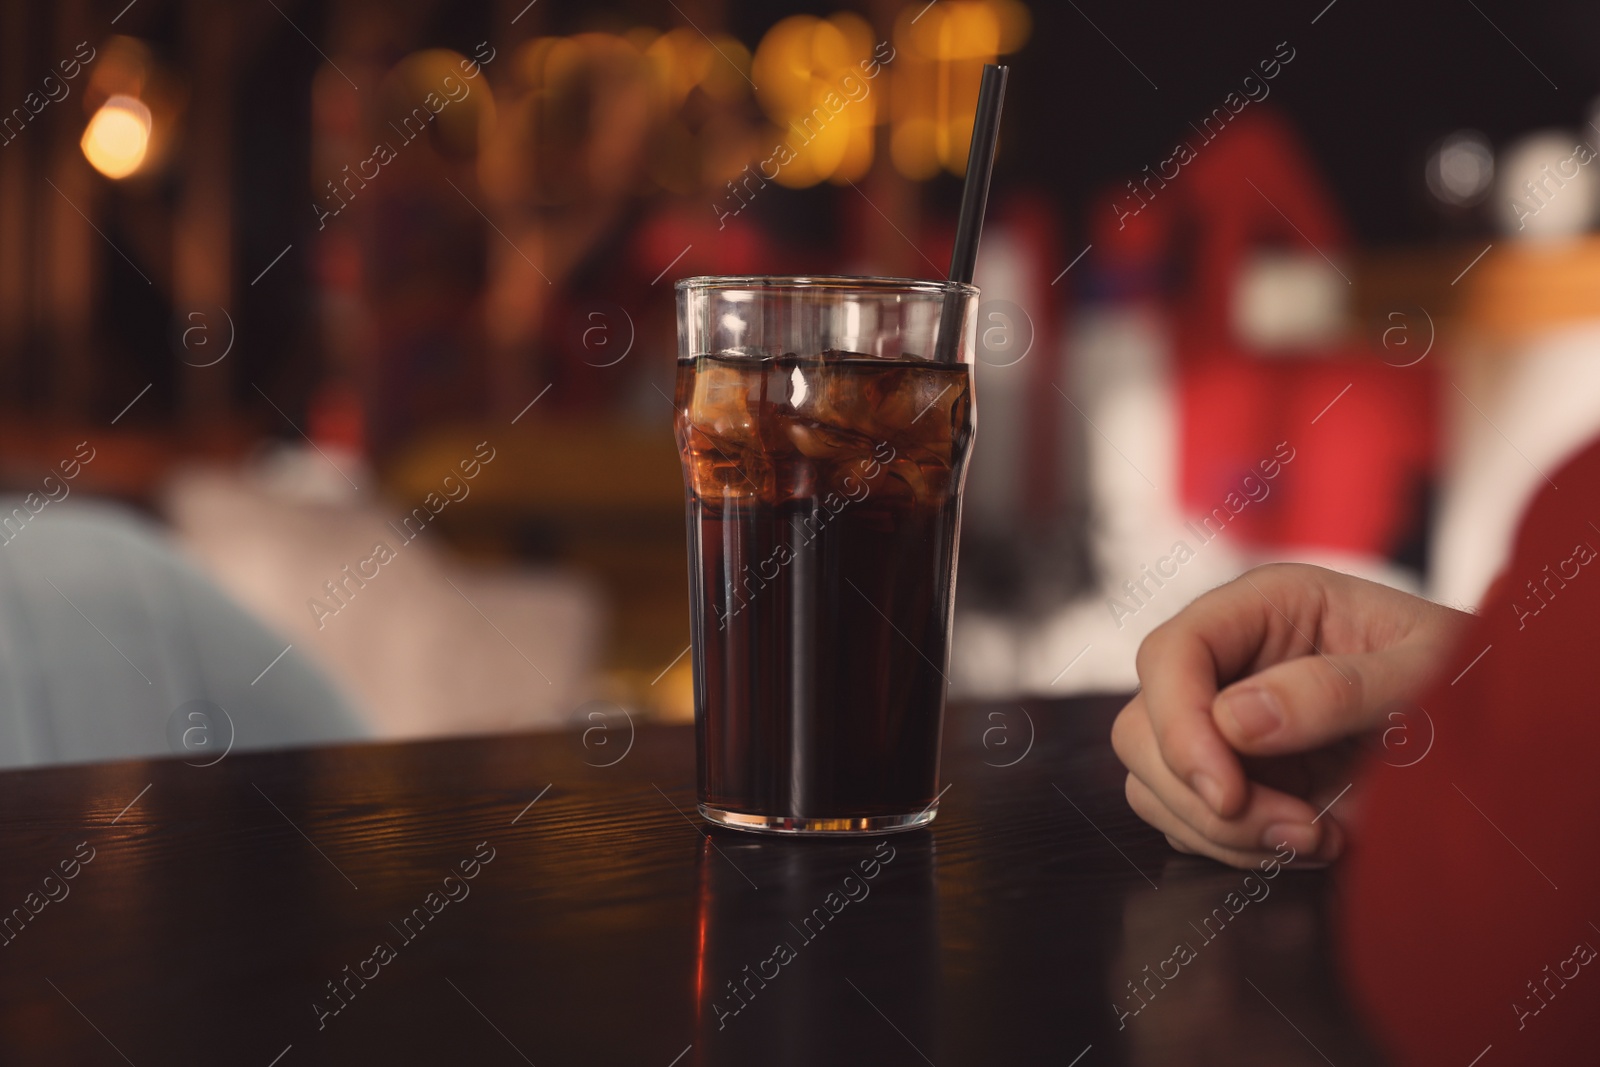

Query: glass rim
[[675, 274, 979, 298]]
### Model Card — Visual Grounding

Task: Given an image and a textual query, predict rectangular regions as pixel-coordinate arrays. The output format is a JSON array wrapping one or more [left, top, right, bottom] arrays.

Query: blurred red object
[[1341, 434, 1600, 1064], [308, 381, 367, 458], [1163, 108, 1436, 557], [1179, 355, 1435, 553]]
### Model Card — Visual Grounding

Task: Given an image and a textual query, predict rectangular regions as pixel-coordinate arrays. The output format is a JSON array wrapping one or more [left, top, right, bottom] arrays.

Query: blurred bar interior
[[3, 0, 1599, 743]]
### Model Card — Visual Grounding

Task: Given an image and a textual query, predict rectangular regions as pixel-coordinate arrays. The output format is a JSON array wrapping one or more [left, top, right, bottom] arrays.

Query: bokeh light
[[751, 14, 879, 188], [891, 0, 1030, 179], [80, 94, 152, 179], [1426, 130, 1494, 207]]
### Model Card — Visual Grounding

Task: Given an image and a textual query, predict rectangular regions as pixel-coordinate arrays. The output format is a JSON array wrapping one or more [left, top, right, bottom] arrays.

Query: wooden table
[[0, 697, 1376, 1065]]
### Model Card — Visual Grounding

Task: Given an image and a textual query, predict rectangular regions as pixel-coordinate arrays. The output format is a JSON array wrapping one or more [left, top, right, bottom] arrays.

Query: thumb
[[1211, 647, 1414, 756]]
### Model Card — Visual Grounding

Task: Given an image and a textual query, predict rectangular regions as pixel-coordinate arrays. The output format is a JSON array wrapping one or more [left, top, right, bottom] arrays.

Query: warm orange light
[[81, 94, 151, 179], [891, 0, 1029, 178], [750, 14, 881, 188], [645, 27, 750, 106]]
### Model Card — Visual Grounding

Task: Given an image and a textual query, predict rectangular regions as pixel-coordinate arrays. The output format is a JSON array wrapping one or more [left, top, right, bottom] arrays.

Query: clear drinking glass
[[673, 276, 978, 834]]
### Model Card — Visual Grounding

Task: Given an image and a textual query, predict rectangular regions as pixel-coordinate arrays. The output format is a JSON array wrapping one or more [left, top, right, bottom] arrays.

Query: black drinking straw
[[935, 63, 1008, 362], [948, 63, 1009, 284]]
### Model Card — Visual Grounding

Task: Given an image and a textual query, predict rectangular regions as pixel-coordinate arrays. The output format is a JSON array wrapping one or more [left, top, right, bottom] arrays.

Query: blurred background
[[3, 0, 1600, 748]]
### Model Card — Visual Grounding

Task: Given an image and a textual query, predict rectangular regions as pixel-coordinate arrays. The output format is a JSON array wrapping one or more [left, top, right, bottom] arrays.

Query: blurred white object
[[1431, 321, 1600, 608], [0, 499, 365, 768], [252, 441, 371, 505], [983, 301, 1420, 698], [950, 609, 1024, 698], [1231, 251, 1348, 351], [164, 453, 604, 738], [1426, 130, 1495, 207], [1009, 301, 1246, 694], [964, 228, 1040, 531], [1494, 131, 1598, 239]]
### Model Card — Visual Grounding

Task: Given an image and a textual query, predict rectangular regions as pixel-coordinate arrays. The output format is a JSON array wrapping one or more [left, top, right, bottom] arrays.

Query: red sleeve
[[1340, 436, 1600, 1065]]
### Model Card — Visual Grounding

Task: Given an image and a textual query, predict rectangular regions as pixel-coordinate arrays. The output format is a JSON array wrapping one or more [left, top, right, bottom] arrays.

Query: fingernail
[[1220, 687, 1283, 740], [1262, 822, 1320, 855], [1191, 773, 1225, 812]]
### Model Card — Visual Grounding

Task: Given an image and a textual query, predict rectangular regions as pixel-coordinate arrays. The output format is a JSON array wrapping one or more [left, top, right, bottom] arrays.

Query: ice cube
[[802, 362, 873, 432], [689, 359, 760, 449], [879, 455, 930, 503], [868, 366, 965, 437], [685, 426, 771, 506], [783, 419, 873, 460]]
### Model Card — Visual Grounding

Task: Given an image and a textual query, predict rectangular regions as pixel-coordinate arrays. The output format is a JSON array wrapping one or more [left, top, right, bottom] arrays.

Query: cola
[[675, 350, 974, 831]]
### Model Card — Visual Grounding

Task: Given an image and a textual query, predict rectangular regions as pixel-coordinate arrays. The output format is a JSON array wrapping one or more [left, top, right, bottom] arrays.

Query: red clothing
[[1342, 436, 1600, 1064]]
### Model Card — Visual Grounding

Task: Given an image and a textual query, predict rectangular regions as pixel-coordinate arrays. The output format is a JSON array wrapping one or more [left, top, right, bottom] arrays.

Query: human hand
[[1111, 563, 1470, 869]]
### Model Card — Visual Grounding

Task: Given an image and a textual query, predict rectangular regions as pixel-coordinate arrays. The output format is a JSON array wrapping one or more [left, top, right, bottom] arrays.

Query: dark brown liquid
[[675, 353, 974, 820]]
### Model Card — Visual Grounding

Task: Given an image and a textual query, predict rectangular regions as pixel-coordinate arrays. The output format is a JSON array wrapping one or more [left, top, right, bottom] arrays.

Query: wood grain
[[0, 697, 1377, 1065]]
